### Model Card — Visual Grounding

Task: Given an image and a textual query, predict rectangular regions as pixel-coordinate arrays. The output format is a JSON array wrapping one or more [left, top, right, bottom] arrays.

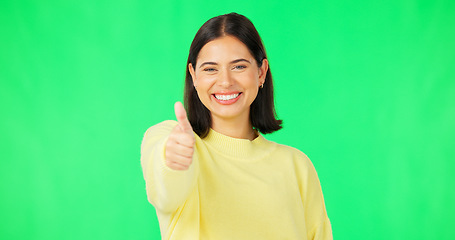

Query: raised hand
[[164, 102, 195, 170]]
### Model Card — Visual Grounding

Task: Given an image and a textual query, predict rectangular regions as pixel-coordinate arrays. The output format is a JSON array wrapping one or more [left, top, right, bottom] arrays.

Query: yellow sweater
[[141, 120, 332, 240]]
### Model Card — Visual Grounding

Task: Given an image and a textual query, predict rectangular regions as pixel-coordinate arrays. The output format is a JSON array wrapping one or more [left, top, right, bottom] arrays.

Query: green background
[[1, 0, 454, 239]]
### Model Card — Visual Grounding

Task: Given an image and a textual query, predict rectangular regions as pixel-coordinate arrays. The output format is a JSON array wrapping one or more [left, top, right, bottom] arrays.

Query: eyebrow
[[199, 58, 251, 68]]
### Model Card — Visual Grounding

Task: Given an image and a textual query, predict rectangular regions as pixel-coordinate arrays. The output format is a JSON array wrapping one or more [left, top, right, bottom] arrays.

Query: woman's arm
[[140, 120, 198, 213], [299, 154, 333, 240]]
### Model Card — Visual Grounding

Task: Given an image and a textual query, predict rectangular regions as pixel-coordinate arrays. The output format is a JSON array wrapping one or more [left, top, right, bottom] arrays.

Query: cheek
[[243, 71, 260, 88], [195, 75, 216, 102], [196, 75, 216, 90], [196, 74, 213, 88]]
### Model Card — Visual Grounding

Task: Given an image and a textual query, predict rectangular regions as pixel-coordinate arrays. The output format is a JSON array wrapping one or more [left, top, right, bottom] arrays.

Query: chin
[[211, 108, 248, 120]]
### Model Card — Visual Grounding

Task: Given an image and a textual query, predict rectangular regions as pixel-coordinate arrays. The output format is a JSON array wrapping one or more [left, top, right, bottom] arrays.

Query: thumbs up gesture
[[165, 102, 195, 170]]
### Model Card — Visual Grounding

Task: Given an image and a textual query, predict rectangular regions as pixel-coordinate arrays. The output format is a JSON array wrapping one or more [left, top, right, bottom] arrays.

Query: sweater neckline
[[202, 128, 275, 160]]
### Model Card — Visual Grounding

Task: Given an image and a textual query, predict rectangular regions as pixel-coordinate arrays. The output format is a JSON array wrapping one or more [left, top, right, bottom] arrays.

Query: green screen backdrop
[[1, 0, 454, 239]]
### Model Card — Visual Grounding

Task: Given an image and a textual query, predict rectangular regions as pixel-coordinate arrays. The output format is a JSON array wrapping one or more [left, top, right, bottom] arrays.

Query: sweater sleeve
[[140, 120, 199, 213], [300, 154, 333, 240]]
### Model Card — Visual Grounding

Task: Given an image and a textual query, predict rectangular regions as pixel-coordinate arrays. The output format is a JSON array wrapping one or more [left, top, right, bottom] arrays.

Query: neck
[[211, 114, 257, 141]]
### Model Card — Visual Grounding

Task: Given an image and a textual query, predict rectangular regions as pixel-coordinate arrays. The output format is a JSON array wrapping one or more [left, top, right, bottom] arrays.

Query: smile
[[214, 93, 240, 100], [212, 92, 242, 105]]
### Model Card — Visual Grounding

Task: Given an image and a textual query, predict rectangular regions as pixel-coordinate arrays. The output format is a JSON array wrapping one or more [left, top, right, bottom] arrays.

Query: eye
[[203, 67, 217, 72], [233, 65, 247, 70]]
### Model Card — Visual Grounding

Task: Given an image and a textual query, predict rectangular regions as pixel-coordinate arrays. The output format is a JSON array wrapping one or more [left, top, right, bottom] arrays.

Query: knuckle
[[180, 162, 189, 169], [184, 156, 193, 165], [175, 163, 187, 171], [167, 135, 177, 145], [184, 135, 195, 146], [170, 128, 181, 136], [165, 160, 172, 168]]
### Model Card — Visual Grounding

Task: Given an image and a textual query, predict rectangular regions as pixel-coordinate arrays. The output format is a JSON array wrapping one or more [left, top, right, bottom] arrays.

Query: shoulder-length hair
[[184, 12, 282, 138]]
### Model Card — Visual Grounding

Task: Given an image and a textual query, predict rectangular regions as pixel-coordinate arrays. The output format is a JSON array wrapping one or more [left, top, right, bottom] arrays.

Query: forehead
[[197, 36, 254, 63]]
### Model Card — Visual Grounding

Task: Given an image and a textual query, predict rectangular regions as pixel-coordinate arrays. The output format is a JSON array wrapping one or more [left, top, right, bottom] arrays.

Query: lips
[[212, 92, 242, 105], [214, 93, 240, 100]]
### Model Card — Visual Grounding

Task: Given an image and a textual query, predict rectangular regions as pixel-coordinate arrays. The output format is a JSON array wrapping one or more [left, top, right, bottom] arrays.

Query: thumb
[[174, 101, 193, 133]]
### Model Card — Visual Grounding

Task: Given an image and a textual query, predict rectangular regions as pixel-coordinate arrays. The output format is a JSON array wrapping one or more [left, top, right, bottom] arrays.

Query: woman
[[141, 13, 332, 240]]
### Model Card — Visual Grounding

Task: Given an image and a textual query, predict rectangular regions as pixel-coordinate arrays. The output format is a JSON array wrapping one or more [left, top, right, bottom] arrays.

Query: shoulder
[[270, 141, 314, 168], [271, 142, 323, 186], [273, 142, 310, 160]]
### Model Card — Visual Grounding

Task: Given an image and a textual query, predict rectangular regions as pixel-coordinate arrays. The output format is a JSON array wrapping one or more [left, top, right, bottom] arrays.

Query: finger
[[164, 152, 192, 166], [164, 141, 194, 159], [166, 138, 194, 156], [174, 102, 193, 133], [170, 142, 194, 157], [177, 143, 194, 157], [165, 160, 189, 171], [169, 127, 195, 148], [174, 132, 195, 148]]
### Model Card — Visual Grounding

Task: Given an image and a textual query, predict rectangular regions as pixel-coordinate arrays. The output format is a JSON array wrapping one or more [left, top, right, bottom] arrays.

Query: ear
[[188, 63, 197, 86], [258, 58, 269, 85]]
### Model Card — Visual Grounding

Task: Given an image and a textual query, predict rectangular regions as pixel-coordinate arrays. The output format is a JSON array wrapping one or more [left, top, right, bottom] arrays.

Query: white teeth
[[214, 93, 239, 101]]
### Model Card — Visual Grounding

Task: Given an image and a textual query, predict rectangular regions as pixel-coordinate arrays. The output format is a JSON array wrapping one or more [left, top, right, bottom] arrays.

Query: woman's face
[[189, 35, 268, 123]]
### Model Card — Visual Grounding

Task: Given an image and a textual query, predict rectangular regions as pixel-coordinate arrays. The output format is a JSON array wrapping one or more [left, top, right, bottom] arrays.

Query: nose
[[217, 69, 234, 88]]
